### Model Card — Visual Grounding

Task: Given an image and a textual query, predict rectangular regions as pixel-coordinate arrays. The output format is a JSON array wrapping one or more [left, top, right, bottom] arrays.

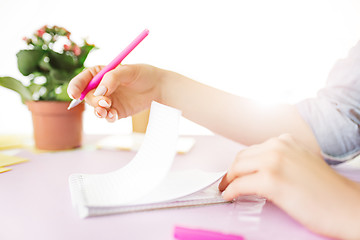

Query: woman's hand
[[219, 134, 360, 239], [67, 64, 163, 122]]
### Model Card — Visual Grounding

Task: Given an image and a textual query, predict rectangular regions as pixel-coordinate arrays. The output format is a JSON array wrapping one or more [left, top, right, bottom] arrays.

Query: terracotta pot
[[27, 101, 85, 151], [132, 108, 150, 133]]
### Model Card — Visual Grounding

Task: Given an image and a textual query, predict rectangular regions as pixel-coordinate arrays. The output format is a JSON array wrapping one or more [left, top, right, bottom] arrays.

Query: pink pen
[[174, 226, 245, 240], [67, 29, 149, 110]]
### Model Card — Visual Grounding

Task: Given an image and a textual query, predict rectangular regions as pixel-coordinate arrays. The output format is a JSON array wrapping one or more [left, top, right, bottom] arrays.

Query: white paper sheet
[[130, 169, 225, 205], [84, 181, 230, 217], [69, 102, 181, 207]]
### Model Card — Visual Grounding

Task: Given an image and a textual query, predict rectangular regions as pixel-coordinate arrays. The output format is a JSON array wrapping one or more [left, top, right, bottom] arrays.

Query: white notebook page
[[69, 102, 181, 207], [69, 101, 229, 218]]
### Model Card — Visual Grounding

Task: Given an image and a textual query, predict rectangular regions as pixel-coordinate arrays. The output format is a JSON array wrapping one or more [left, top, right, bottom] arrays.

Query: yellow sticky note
[[0, 167, 11, 173], [0, 154, 28, 167], [0, 135, 25, 150]]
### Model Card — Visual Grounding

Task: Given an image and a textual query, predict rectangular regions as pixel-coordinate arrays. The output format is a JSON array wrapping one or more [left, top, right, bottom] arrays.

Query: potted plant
[[0, 25, 96, 150]]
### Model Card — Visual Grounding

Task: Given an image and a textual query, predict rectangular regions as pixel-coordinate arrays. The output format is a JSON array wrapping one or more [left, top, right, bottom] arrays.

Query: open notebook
[[69, 102, 250, 218], [70, 172, 229, 218]]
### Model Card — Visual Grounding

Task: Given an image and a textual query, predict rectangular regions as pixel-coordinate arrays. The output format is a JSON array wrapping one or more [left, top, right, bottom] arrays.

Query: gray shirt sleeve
[[296, 41, 360, 164]]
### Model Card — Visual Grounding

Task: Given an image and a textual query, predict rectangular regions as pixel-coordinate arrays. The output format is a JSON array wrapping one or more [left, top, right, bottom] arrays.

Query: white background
[[1, 0, 360, 135]]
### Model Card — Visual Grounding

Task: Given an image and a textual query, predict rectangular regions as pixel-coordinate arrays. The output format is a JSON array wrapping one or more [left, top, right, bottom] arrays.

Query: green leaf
[[16, 49, 44, 76], [27, 82, 43, 96], [0, 76, 32, 103], [73, 67, 84, 76], [54, 83, 71, 101], [38, 56, 51, 72], [49, 69, 72, 82], [48, 50, 77, 70], [77, 43, 96, 67]]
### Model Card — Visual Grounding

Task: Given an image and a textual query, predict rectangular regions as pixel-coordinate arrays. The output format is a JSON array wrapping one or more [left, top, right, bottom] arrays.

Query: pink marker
[[174, 226, 245, 240], [67, 29, 149, 110]]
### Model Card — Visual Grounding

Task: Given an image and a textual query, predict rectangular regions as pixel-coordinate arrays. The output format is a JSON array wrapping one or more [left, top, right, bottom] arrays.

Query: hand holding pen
[[67, 29, 164, 122], [68, 29, 149, 110]]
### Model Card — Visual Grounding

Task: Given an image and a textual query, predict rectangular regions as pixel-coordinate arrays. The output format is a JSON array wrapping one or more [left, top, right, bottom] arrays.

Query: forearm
[[160, 69, 320, 153]]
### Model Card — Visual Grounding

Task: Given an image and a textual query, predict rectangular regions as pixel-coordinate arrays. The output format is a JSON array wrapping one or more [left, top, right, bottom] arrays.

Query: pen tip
[[68, 99, 82, 110]]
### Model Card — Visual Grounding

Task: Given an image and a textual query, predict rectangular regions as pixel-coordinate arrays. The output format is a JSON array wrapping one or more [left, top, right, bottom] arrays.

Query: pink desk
[[0, 135, 333, 240]]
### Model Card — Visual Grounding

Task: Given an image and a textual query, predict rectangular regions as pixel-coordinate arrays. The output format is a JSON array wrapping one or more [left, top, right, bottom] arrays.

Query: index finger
[[218, 146, 263, 192], [67, 65, 104, 99]]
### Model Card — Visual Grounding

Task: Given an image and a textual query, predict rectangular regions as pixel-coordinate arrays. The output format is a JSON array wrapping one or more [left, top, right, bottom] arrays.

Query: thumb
[[221, 174, 263, 201], [67, 65, 104, 99]]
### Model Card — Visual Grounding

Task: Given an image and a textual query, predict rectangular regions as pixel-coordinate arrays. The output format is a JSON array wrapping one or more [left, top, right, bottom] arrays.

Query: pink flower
[[63, 44, 71, 51], [22, 37, 31, 45], [36, 28, 46, 37], [73, 45, 81, 56], [66, 32, 71, 40]]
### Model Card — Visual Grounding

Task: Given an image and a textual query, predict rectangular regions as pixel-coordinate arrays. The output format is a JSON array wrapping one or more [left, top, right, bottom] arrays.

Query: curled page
[[130, 170, 226, 205], [69, 101, 181, 210]]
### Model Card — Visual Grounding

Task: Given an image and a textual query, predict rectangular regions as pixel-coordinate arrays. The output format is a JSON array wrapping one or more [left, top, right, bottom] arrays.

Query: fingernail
[[94, 86, 107, 96], [108, 112, 113, 118], [67, 91, 75, 99], [98, 100, 110, 108], [95, 111, 102, 118]]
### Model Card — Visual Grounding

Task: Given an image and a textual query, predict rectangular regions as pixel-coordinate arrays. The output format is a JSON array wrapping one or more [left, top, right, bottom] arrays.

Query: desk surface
[[0, 135, 331, 240]]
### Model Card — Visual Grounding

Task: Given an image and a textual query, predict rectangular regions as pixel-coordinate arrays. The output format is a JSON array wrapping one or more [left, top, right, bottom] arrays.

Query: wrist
[[156, 68, 168, 105], [157, 68, 181, 107]]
